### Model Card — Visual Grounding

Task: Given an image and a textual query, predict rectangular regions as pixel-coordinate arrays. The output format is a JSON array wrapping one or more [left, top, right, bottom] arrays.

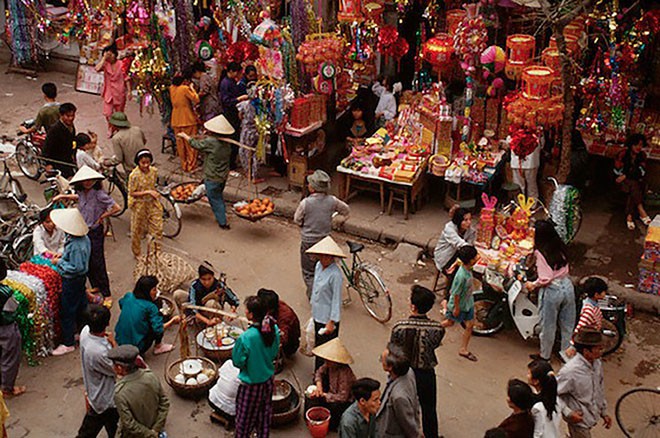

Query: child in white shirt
[[75, 132, 101, 171]]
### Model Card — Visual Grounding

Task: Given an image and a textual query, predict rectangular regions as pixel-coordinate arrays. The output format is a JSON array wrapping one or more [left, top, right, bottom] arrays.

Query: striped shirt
[[574, 298, 603, 334], [390, 315, 445, 369]]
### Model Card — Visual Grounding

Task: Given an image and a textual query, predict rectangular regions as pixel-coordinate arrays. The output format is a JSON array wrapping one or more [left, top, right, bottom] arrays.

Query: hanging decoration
[[377, 25, 409, 64], [422, 33, 454, 74], [226, 41, 260, 64], [505, 34, 535, 80]]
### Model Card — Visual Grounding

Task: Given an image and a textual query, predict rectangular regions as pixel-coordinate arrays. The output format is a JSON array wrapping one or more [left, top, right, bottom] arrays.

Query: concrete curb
[[166, 172, 660, 316]]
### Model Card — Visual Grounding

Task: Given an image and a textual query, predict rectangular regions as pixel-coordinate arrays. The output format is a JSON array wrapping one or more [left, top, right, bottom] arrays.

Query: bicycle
[[0, 191, 46, 268], [14, 120, 46, 181], [615, 386, 659, 437], [101, 162, 128, 217], [0, 140, 26, 200], [339, 241, 392, 323]]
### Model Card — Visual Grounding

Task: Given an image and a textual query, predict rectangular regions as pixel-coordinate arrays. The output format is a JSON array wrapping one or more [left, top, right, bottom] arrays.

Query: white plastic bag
[[300, 318, 315, 356]]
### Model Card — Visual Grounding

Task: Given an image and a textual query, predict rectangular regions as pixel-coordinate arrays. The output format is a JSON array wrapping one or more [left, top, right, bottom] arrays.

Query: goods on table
[[233, 198, 275, 221], [170, 182, 205, 203], [639, 215, 660, 295], [196, 323, 244, 361]]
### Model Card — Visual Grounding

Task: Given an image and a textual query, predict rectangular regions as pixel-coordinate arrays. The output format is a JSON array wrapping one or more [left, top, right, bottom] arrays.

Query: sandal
[[642, 216, 651, 226], [459, 351, 478, 362], [627, 220, 636, 230], [3, 386, 26, 397], [153, 343, 174, 355]]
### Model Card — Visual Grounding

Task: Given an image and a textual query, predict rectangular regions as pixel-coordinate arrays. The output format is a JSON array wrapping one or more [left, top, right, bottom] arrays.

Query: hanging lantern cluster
[[505, 34, 535, 80]]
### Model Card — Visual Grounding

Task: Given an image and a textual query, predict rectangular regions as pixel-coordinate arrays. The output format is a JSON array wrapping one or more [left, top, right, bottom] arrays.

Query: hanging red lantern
[[505, 34, 535, 80], [446, 9, 466, 36], [541, 48, 560, 72], [549, 35, 578, 54], [521, 65, 555, 100], [422, 33, 454, 71]]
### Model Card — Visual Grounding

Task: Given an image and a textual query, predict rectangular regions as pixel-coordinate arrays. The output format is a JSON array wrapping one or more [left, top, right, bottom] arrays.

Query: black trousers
[[414, 367, 438, 438], [313, 321, 339, 371], [88, 225, 111, 297], [76, 407, 119, 438]]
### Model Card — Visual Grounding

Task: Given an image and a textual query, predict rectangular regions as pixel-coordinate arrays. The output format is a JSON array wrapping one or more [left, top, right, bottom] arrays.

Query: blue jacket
[[115, 293, 164, 354], [58, 234, 91, 278]]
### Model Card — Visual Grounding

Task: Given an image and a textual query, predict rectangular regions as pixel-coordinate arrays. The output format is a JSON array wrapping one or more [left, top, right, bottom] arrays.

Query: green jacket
[[115, 293, 163, 354], [232, 325, 280, 384], [189, 136, 232, 183], [115, 369, 169, 438]]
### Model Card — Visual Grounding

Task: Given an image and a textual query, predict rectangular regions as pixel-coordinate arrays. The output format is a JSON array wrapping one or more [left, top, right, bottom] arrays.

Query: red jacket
[[277, 301, 300, 356]]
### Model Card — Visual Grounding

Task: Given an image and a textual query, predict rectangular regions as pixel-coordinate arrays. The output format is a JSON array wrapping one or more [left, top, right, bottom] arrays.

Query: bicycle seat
[[16, 194, 27, 204], [347, 241, 364, 253]]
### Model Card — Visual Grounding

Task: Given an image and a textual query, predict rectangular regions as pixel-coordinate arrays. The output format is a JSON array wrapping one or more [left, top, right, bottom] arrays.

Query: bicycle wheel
[[15, 142, 41, 180], [616, 387, 660, 437], [470, 291, 505, 336], [105, 177, 127, 217], [354, 266, 391, 323], [10, 233, 33, 268], [159, 194, 182, 238], [601, 318, 623, 356]]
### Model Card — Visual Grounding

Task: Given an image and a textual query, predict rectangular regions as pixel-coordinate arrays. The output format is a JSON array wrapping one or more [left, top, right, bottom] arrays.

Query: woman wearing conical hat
[[308, 337, 357, 431], [306, 236, 347, 371]]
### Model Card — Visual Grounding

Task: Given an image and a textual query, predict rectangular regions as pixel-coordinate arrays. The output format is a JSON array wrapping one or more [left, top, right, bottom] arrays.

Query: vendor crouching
[[306, 338, 356, 431]]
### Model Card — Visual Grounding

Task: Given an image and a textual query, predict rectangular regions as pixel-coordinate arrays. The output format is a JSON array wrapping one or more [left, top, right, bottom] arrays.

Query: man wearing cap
[[109, 112, 147, 174], [51, 208, 92, 356], [307, 236, 346, 370], [177, 114, 234, 229], [295, 170, 350, 299], [557, 327, 612, 438], [108, 344, 170, 437], [309, 338, 356, 430]]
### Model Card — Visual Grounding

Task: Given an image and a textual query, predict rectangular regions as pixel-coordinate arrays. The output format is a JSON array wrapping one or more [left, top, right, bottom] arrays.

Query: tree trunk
[[553, 28, 575, 183]]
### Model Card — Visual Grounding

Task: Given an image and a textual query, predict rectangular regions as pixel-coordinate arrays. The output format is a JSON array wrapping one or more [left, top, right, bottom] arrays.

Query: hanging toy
[[196, 41, 214, 61], [508, 194, 535, 241]]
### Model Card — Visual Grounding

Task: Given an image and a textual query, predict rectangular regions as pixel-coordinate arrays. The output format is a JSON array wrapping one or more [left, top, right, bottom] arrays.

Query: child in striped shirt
[[566, 277, 606, 358]]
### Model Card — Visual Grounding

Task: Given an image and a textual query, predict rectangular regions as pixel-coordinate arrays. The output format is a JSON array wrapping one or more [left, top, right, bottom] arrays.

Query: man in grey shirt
[[77, 305, 119, 438], [294, 170, 350, 299], [108, 112, 147, 174]]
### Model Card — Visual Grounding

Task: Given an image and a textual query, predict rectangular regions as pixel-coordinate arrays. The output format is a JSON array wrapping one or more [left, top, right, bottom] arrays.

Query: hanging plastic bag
[[300, 317, 315, 357]]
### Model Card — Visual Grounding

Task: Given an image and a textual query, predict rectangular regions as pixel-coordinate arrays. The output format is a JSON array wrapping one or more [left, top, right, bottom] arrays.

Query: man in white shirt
[[208, 360, 241, 427], [508, 132, 542, 200], [32, 209, 65, 258], [372, 77, 401, 127], [77, 305, 119, 437]]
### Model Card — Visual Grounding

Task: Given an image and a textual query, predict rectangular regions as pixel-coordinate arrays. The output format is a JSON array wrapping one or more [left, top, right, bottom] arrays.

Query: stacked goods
[[234, 198, 275, 221], [296, 35, 344, 72], [170, 182, 204, 203], [289, 94, 327, 130], [638, 215, 660, 295], [477, 194, 498, 246]]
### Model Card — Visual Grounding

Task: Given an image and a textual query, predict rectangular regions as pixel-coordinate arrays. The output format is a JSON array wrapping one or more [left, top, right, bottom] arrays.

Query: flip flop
[[3, 386, 26, 397], [627, 220, 635, 230], [459, 351, 478, 362], [153, 344, 174, 355]]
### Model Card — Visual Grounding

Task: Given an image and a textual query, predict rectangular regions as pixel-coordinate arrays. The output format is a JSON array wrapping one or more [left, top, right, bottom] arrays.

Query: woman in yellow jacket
[[170, 70, 200, 172], [129, 149, 163, 257]]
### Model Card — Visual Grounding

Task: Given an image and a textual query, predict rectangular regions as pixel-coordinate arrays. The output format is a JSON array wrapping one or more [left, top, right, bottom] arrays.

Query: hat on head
[[107, 344, 140, 366], [204, 115, 235, 136], [305, 236, 346, 258], [134, 148, 154, 165], [108, 112, 131, 128], [50, 208, 89, 237], [70, 165, 105, 185], [573, 327, 603, 347], [307, 170, 331, 193], [312, 338, 353, 364]]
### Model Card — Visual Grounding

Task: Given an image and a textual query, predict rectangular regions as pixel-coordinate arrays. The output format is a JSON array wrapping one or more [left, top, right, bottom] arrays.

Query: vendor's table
[[337, 163, 428, 219], [443, 156, 506, 210]]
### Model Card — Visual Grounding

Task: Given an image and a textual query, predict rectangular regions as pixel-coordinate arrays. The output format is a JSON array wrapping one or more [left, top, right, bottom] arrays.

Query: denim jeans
[[205, 180, 227, 226], [539, 276, 576, 359], [61, 275, 88, 346]]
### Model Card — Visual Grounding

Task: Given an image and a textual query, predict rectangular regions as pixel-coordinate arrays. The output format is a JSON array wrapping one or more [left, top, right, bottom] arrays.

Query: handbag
[[133, 237, 195, 294]]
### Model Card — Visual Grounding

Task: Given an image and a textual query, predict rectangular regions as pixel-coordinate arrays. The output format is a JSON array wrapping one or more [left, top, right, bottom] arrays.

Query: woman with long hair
[[232, 295, 280, 438], [615, 133, 651, 230], [528, 359, 561, 437], [433, 205, 476, 290], [526, 220, 576, 362], [114, 276, 174, 355]]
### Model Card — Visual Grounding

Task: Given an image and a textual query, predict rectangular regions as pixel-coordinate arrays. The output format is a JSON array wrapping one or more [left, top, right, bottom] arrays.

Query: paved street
[[1, 57, 659, 437]]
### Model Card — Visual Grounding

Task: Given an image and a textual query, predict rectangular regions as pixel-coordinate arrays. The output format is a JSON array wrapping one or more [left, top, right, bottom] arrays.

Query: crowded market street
[[0, 62, 658, 437]]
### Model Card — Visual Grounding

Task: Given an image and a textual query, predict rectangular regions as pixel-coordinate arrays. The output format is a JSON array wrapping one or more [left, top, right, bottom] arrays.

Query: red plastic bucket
[[305, 406, 331, 438]]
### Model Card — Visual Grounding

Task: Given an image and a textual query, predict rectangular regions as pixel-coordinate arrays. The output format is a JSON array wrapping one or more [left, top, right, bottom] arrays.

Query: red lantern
[[422, 33, 454, 72], [541, 48, 560, 71], [549, 35, 578, 54], [505, 34, 535, 80], [521, 66, 555, 100], [446, 9, 466, 36]]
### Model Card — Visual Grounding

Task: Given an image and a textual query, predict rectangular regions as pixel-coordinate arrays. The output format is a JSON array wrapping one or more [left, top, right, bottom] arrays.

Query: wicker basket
[[165, 357, 218, 399], [170, 181, 204, 204], [196, 326, 243, 362], [233, 200, 275, 222], [430, 154, 450, 176], [272, 380, 301, 427]]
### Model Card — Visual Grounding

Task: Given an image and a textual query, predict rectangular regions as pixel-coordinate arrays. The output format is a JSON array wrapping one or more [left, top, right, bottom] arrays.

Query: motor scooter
[[471, 259, 625, 356]]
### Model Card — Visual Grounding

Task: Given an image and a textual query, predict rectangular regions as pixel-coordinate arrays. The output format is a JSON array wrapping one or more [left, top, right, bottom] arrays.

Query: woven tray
[[233, 200, 275, 222], [170, 181, 204, 204]]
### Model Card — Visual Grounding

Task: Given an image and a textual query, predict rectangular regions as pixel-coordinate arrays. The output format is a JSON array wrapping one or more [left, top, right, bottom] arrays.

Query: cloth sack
[[133, 238, 195, 293]]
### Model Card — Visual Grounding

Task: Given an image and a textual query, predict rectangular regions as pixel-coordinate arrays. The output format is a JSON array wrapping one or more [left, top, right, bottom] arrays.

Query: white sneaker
[[52, 345, 75, 356]]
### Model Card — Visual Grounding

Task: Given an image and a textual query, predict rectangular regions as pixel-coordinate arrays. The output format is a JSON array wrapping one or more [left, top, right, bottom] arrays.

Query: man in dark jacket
[[43, 102, 77, 177]]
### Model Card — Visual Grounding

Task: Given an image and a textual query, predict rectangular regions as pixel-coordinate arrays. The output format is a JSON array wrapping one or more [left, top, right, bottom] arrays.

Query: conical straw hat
[[50, 208, 89, 236], [305, 236, 346, 258], [312, 338, 353, 364], [70, 165, 105, 184], [204, 114, 236, 135]]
